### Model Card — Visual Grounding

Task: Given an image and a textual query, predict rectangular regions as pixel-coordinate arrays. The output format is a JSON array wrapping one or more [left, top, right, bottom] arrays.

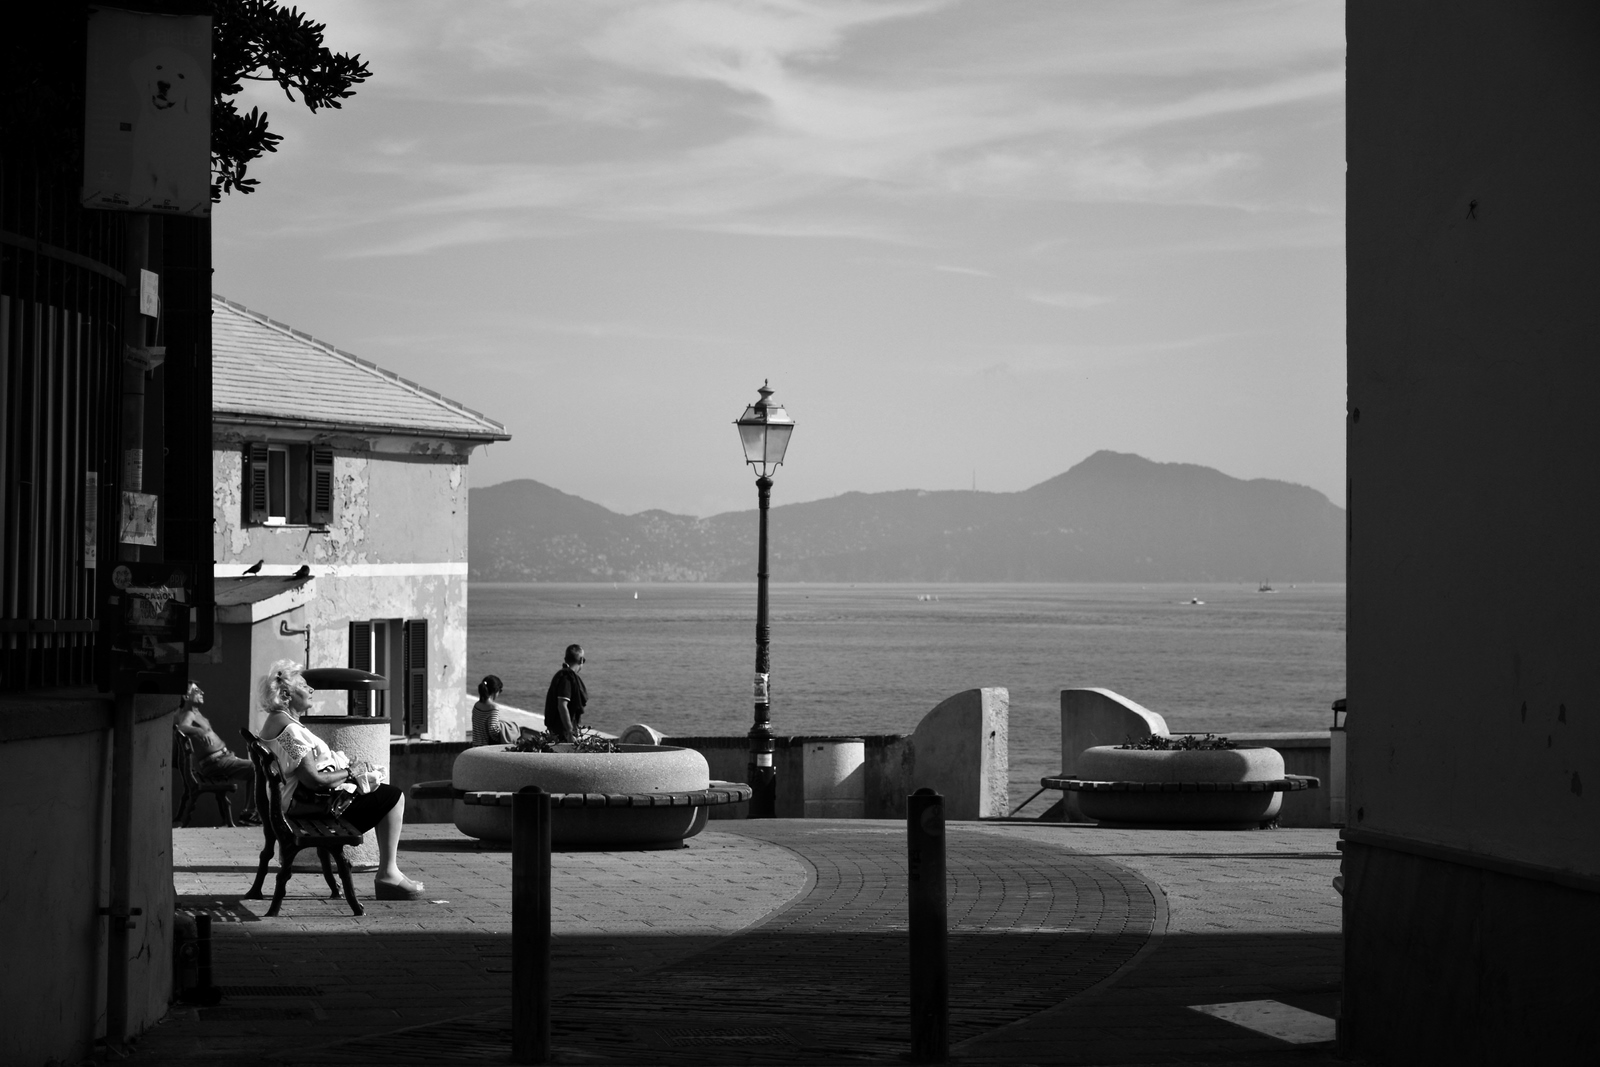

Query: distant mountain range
[[468, 450, 1345, 583]]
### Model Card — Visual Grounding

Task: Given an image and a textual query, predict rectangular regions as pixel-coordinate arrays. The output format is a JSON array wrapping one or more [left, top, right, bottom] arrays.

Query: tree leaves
[[211, 0, 372, 200]]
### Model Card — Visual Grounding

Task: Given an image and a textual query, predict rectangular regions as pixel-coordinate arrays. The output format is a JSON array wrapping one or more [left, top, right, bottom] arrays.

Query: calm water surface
[[467, 582, 1346, 812]]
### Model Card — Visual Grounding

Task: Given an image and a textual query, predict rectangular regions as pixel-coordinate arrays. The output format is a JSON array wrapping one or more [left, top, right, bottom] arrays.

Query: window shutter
[[309, 447, 334, 525], [348, 620, 372, 716], [246, 443, 269, 524], [404, 618, 428, 736]]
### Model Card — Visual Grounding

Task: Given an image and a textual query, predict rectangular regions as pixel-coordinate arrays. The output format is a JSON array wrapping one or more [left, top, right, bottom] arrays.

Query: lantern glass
[[763, 422, 793, 466], [738, 420, 768, 465]]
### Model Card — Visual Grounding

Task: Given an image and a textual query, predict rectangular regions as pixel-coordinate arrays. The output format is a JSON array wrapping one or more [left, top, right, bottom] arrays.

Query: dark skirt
[[342, 783, 402, 833]]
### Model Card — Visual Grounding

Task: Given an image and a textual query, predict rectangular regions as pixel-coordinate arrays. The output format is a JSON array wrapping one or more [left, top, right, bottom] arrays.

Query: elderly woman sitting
[[256, 660, 424, 901]]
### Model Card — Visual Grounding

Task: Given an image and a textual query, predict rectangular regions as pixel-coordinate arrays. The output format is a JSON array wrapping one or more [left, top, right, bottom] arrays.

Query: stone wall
[[1226, 732, 1332, 828], [388, 739, 476, 823], [391, 687, 998, 822]]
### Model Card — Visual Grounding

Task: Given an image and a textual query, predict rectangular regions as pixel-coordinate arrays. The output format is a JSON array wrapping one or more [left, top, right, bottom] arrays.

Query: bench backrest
[[241, 727, 294, 843], [173, 729, 201, 790]]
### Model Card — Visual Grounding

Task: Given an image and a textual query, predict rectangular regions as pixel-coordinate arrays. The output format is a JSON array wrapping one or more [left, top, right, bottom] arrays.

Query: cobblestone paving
[[135, 821, 1348, 1066], [300, 821, 1157, 1064], [958, 824, 1346, 1066], [140, 826, 811, 1063]]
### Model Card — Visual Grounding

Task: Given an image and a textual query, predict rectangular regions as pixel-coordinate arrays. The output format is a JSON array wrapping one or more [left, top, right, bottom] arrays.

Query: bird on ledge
[[242, 559, 263, 575], [290, 564, 311, 579]]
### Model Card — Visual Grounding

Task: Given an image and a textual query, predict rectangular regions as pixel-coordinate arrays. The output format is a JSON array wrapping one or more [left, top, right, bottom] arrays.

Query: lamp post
[[735, 380, 795, 818]]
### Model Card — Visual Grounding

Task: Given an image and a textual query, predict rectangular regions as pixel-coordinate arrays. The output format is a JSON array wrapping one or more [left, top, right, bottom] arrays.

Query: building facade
[[191, 296, 508, 764]]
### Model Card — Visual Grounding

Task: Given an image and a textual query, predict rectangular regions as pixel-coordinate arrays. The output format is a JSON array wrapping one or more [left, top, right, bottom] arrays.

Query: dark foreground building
[[1344, 1, 1599, 1061], [2, 4, 213, 1061]]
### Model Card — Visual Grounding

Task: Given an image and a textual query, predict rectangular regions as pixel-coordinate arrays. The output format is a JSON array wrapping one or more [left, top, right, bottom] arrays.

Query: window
[[266, 446, 288, 524], [244, 443, 334, 526], [349, 617, 429, 737]]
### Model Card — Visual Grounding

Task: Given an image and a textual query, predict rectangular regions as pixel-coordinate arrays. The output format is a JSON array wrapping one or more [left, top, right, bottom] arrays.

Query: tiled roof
[[211, 295, 510, 441]]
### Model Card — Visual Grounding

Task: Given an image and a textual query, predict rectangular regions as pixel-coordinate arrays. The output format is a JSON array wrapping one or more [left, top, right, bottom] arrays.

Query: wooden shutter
[[246, 442, 269, 524], [348, 620, 372, 716], [404, 618, 428, 736], [309, 447, 334, 525]]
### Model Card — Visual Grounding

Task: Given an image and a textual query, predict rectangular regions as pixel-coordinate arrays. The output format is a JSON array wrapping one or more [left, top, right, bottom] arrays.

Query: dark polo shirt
[[544, 664, 587, 732]]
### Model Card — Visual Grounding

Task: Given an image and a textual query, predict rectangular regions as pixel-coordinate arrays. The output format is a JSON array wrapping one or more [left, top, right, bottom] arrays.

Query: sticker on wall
[[81, 6, 213, 215]]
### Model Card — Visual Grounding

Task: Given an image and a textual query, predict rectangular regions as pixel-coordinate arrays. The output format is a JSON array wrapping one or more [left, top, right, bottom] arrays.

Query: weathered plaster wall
[[0, 703, 174, 1065], [210, 438, 473, 740], [212, 438, 469, 568], [304, 573, 469, 740]]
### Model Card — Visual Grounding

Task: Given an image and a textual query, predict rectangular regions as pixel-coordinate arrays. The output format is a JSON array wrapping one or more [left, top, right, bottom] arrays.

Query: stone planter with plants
[[444, 729, 744, 848], [1042, 733, 1317, 829]]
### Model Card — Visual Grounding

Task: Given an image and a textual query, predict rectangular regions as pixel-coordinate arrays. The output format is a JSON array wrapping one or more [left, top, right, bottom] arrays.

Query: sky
[[213, 0, 1346, 518]]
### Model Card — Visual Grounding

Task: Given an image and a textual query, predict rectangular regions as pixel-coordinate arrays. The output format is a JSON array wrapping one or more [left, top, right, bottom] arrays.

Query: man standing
[[174, 682, 259, 823], [544, 644, 588, 741]]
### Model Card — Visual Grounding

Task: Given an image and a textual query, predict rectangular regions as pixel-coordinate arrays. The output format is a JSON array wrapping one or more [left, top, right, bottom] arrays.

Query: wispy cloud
[[291, 0, 1342, 255], [1025, 290, 1113, 311]]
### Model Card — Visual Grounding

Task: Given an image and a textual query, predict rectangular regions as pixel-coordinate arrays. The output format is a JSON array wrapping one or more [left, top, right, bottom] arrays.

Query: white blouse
[[261, 719, 347, 813]]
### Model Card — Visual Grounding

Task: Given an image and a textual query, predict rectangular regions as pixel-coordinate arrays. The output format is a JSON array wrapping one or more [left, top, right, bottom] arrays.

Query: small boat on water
[[1258, 580, 1275, 593], [1186, 597, 1205, 605]]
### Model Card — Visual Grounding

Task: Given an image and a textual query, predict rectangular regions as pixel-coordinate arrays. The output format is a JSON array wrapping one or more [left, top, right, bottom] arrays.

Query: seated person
[[174, 682, 259, 824], [256, 660, 424, 901], [471, 674, 518, 746]]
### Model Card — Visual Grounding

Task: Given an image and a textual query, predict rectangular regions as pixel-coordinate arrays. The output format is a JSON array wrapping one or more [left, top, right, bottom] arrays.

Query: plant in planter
[[1118, 733, 1236, 751], [1045, 732, 1311, 829], [508, 727, 621, 754]]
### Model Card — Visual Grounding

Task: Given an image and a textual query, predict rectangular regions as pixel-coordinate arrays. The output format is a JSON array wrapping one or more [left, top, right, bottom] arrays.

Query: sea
[[466, 582, 1346, 814]]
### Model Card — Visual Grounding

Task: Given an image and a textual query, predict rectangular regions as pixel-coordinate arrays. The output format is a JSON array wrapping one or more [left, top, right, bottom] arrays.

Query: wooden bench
[[241, 727, 365, 917], [409, 780, 754, 809], [173, 729, 239, 828]]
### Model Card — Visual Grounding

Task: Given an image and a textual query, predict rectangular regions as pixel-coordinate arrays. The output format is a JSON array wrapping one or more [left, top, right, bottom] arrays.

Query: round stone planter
[[452, 744, 712, 847], [1068, 745, 1287, 829]]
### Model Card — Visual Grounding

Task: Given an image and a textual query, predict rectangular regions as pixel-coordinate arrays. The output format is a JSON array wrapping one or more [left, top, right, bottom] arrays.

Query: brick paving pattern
[[960, 824, 1345, 1066], [131, 820, 1350, 1066]]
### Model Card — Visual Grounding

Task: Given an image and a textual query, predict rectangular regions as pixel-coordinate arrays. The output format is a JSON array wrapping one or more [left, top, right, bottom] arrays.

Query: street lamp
[[735, 380, 795, 818]]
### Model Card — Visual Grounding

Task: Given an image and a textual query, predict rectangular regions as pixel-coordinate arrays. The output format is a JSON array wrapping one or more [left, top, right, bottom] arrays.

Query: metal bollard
[[907, 787, 948, 1063], [512, 786, 552, 1064]]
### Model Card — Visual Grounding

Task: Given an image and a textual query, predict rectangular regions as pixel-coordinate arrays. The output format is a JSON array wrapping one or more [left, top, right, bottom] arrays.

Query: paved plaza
[[134, 820, 1353, 1066]]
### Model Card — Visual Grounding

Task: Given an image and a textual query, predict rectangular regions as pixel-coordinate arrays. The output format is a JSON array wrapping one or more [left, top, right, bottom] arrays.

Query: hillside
[[468, 451, 1345, 582]]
